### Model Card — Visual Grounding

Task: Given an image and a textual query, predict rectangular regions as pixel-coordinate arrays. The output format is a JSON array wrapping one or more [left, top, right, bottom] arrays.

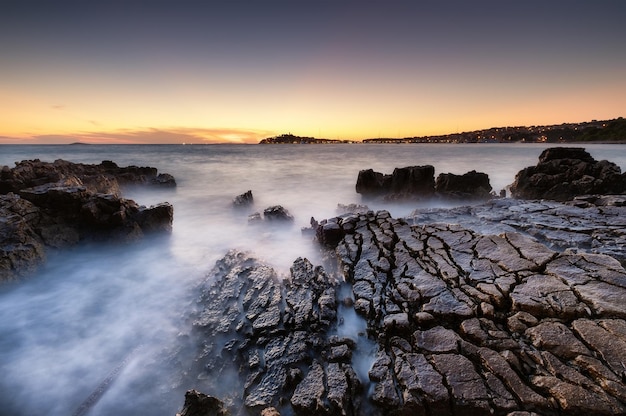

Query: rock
[[0, 159, 174, 280], [510, 147, 626, 200], [407, 196, 626, 264], [176, 390, 230, 416], [0, 194, 46, 280], [356, 165, 494, 201], [263, 206, 294, 222], [179, 207, 626, 415], [315, 219, 345, 248], [435, 170, 493, 200], [233, 190, 254, 208], [356, 165, 435, 200]]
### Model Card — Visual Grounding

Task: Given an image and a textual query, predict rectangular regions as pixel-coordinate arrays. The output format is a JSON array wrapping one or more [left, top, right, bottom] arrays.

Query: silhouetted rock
[[233, 190, 254, 208], [176, 390, 230, 416], [263, 205, 294, 222], [356, 165, 493, 201], [356, 165, 435, 200], [510, 147, 626, 200], [435, 170, 492, 200]]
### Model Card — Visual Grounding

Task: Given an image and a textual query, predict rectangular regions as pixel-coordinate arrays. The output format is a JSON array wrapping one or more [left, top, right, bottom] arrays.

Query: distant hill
[[259, 118, 626, 144], [574, 118, 626, 142]]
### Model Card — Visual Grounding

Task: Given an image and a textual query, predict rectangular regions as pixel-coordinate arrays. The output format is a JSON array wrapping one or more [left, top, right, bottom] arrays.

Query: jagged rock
[[233, 190, 254, 207], [330, 210, 626, 415], [0, 194, 46, 280], [182, 251, 362, 415], [176, 390, 230, 416], [435, 170, 493, 200], [0, 159, 174, 280], [262, 206, 294, 222], [356, 165, 435, 199], [510, 147, 626, 200], [180, 206, 626, 415], [356, 165, 493, 201]]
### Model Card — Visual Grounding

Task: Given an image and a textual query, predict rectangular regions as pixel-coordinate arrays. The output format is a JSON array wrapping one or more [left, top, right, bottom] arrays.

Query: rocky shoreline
[[177, 202, 626, 415], [1, 148, 626, 415], [0, 159, 175, 281], [176, 148, 626, 415]]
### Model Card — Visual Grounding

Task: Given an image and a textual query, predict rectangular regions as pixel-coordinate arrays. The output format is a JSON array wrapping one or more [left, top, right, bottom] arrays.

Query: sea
[[0, 143, 624, 415]]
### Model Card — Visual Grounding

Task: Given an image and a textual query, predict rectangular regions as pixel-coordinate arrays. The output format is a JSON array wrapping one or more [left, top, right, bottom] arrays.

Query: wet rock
[[330, 209, 626, 415], [356, 165, 435, 200], [356, 165, 494, 202], [182, 251, 361, 415], [510, 147, 626, 201], [0, 159, 175, 280], [176, 390, 230, 416], [407, 196, 626, 264], [233, 190, 254, 208], [435, 170, 492, 200], [263, 206, 294, 222], [181, 206, 626, 415]]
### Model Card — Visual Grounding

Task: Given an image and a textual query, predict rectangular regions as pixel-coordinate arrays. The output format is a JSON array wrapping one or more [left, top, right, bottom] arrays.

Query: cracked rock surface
[[334, 210, 626, 415], [182, 206, 626, 415]]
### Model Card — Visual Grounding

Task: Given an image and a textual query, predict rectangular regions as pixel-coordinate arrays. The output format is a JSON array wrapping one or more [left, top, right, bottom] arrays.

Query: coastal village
[[260, 117, 626, 144]]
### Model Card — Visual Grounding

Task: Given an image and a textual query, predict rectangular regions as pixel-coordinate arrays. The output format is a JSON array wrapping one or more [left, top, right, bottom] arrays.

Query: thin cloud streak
[[0, 127, 276, 145]]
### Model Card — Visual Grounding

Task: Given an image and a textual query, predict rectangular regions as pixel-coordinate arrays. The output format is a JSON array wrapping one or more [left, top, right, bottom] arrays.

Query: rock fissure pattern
[[185, 207, 626, 415], [332, 210, 626, 415]]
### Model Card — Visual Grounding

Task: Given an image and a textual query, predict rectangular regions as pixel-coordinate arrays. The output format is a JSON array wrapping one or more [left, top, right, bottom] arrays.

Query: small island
[[259, 133, 352, 144]]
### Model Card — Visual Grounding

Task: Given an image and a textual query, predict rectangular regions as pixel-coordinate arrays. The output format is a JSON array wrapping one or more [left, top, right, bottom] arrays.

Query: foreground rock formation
[[0, 159, 175, 280], [510, 147, 626, 200], [356, 166, 492, 201], [180, 206, 626, 415]]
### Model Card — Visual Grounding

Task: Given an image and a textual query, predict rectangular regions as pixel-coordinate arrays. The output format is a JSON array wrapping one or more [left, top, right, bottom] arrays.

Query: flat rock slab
[[408, 196, 626, 264]]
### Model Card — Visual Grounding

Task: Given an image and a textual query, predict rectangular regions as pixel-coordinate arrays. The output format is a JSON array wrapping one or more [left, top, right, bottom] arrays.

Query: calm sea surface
[[0, 143, 624, 415]]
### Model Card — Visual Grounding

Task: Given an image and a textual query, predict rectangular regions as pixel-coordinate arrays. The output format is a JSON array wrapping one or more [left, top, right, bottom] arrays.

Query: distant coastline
[[259, 117, 626, 144]]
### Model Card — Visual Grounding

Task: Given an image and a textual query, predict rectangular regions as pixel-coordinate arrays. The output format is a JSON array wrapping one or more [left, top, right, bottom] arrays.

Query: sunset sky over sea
[[1, 1, 625, 144]]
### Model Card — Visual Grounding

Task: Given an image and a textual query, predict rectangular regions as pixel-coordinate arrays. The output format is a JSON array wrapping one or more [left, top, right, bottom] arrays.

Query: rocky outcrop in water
[[248, 205, 295, 224], [180, 206, 626, 415], [233, 190, 254, 208], [510, 147, 626, 201], [356, 166, 492, 201], [0, 159, 175, 281]]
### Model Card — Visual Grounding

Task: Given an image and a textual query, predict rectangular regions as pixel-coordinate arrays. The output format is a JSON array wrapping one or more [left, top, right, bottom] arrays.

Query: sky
[[1, 1, 625, 144]]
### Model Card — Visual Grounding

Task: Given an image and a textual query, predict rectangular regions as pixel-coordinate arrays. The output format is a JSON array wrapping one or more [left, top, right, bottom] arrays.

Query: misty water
[[1, 143, 625, 415]]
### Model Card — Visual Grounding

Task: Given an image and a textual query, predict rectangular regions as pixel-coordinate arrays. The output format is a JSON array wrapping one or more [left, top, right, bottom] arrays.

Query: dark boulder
[[233, 190, 254, 208], [356, 166, 493, 201], [0, 159, 175, 280], [263, 205, 294, 222], [356, 166, 435, 200], [435, 170, 492, 200], [176, 390, 230, 416], [510, 147, 626, 201], [391, 165, 435, 196]]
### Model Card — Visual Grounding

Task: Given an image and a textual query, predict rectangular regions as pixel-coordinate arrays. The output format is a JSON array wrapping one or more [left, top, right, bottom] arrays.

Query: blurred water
[[0, 142, 624, 415]]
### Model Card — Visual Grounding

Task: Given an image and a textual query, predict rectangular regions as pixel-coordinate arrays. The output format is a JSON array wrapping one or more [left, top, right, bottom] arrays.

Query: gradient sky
[[1, 1, 625, 144]]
